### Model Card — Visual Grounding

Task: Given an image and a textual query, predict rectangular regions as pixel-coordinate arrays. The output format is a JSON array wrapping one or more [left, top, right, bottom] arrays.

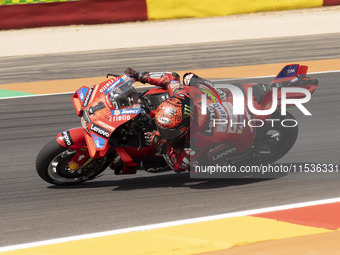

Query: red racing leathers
[[125, 69, 254, 172], [125, 69, 191, 172]]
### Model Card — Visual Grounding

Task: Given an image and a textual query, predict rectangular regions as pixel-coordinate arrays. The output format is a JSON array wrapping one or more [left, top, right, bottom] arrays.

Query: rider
[[124, 68, 199, 172], [124, 68, 274, 172], [124, 67, 294, 172]]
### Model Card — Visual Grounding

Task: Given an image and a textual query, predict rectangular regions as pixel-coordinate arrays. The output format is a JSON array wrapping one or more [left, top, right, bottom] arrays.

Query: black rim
[[47, 149, 107, 184]]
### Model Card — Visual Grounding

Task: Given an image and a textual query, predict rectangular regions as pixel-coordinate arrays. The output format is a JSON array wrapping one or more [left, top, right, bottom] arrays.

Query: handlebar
[[106, 73, 120, 78]]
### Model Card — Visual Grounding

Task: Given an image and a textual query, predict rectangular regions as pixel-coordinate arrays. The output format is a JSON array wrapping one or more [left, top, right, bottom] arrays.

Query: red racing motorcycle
[[36, 74, 170, 185], [190, 64, 318, 170], [36, 65, 318, 185]]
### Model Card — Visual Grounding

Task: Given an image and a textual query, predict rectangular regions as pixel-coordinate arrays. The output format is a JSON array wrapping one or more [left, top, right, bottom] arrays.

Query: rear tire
[[253, 111, 298, 164], [36, 139, 109, 186]]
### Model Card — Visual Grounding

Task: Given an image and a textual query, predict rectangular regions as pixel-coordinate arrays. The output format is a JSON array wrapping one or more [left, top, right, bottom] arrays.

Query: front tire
[[36, 139, 109, 186]]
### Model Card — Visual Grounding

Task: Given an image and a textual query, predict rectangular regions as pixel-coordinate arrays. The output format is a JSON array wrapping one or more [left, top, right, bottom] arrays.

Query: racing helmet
[[155, 94, 191, 143]]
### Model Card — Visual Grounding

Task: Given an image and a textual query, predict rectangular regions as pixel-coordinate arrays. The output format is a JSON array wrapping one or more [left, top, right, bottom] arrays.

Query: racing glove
[[124, 68, 139, 79], [124, 68, 149, 84], [145, 130, 162, 147]]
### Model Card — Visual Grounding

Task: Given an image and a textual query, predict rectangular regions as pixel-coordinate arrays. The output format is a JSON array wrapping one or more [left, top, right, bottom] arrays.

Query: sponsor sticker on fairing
[[99, 78, 115, 94], [276, 65, 299, 79], [77, 87, 89, 102], [103, 76, 128, 95], [201, 106, 216, 136], [82, 86, 94, 107], [92, 134, 106, 148], [90, 123, 110, 138], [62, 131, 74, 147], [210, 103, 227, 132], [109, 113, 131, 122], [215, 88, 228, 101], [211, 146, 237, 162], [110, 108, 141, 115]]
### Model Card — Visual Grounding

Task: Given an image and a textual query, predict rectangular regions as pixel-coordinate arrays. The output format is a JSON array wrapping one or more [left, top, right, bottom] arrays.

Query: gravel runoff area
[[0, 5, 340, 57]]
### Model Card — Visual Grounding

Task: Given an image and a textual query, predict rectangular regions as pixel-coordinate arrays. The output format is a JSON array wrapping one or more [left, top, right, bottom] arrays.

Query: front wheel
[[36, 139, 110, 186]]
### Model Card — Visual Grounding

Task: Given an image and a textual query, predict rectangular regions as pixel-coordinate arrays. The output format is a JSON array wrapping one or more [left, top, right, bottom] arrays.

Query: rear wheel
[[253, 111, 298, 164], [36, 139, 110, 186]]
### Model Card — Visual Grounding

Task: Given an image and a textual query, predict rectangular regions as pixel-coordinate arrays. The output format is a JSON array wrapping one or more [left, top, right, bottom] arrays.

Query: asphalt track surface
[[0, 33, 340, 247], [1, 33, 340, 84]]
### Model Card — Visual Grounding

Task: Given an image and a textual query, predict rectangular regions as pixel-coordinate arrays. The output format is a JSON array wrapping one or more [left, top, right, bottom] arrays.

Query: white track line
[[1, 70, 339, 100], [214, 69, 340, 82], [0, 91, 74, 100], [0, 86, 156, 100], [1, 196, 340, 253]]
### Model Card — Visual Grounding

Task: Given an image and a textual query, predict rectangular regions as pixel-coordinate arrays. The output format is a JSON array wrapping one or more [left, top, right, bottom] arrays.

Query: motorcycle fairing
[[72, 77, 118, 117], [56, 127, 86, 150], [77, 87, 89, 103], [250, 65, 318, 118], [272, 65, 317, 100], [84, 106, 141, 158], [72, 76, 143, 158], [84, 132, 109, 158], [72, 86, 94, 117], [273, 64, 308, 83], [115, 147, 138, 167]]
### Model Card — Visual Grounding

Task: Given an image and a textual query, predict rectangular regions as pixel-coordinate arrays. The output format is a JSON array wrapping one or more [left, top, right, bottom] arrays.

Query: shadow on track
[[47, 172, 279, 191]]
